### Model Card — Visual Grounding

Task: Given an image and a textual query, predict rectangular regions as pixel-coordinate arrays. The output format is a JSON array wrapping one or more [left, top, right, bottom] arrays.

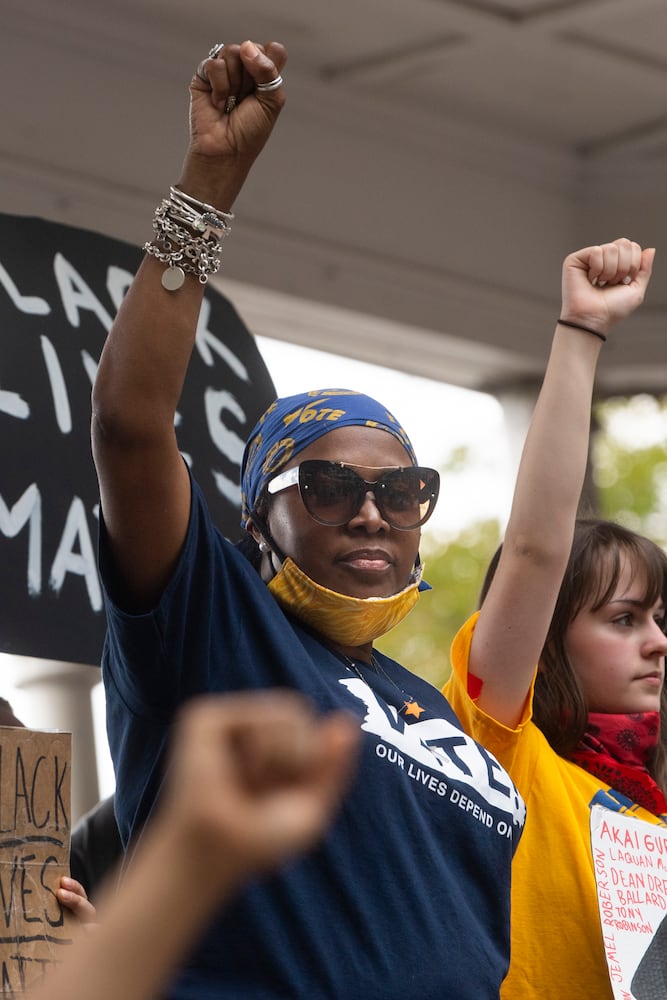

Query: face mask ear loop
[[412, 551, 431, 592], [248, 510, 288, 579]]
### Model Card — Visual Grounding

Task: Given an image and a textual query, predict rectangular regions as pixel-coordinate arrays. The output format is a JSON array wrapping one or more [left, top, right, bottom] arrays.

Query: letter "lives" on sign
[[0, 725, 73, 995]]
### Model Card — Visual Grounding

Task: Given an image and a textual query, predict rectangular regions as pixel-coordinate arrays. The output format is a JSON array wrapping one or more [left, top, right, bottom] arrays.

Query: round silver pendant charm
[[161, 265, 186, 291]]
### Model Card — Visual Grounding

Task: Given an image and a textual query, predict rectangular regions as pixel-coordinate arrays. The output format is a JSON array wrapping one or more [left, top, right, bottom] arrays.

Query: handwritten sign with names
[[591, 804, 667, 999], [0, 213, 275, 666], [0, 725, 72, 995]]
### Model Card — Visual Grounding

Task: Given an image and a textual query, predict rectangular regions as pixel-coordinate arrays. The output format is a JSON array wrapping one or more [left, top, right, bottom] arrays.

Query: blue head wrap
[[240, 388, 417, 527]]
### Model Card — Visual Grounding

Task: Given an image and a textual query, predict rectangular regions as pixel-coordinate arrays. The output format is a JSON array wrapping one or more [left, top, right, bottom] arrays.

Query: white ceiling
[[3, 0, 667, 396]]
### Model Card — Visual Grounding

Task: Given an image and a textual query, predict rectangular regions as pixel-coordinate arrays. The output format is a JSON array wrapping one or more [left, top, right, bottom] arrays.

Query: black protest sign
[[0, 213, 276, 666], [0, 726, 72, 995]]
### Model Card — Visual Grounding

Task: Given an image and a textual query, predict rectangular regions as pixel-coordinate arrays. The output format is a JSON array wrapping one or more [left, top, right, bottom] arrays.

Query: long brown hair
[[480, 519, 667, 789]]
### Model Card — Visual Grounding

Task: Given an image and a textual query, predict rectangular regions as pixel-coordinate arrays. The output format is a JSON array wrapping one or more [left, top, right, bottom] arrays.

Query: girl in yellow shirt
[[445, 237, 667, 1000]]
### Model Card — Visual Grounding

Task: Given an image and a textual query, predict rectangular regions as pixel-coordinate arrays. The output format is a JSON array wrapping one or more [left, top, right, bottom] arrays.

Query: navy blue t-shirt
[[101, 477, 525, 1000]]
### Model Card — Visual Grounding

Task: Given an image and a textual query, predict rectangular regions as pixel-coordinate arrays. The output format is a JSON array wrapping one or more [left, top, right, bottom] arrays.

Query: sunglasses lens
[[300, 463, 362, 525], [380, 468, 439, 528]]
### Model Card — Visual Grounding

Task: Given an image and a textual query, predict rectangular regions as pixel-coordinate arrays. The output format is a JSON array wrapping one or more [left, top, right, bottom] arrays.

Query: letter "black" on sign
[[0, 214, 275, 665]]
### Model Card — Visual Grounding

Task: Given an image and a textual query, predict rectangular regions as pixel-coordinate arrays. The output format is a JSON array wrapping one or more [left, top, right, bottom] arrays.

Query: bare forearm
[[92, 144, 253, 431], [505, 325, 601, 561], [470, 327, 600, 723], [91, 253, 205, 439], [35, 821, 236, 1000]]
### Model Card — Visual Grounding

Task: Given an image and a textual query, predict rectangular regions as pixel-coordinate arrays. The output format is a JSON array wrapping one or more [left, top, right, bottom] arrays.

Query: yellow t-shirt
[[444, 612, 666, 1000]]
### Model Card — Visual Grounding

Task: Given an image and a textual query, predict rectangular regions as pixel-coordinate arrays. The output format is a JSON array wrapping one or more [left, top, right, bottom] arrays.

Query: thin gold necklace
[[339, 652, 425, 719]]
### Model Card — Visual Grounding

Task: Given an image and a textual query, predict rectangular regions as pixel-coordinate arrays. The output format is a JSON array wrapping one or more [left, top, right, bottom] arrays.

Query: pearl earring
[[259, 541, 269, 553]]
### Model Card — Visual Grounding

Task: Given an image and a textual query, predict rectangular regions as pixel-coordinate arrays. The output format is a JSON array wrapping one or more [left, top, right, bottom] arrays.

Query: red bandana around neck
[[569, 712, 667, 817]]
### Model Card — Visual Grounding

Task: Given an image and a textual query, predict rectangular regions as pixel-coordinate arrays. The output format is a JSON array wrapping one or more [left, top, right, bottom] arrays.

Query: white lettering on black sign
[[0, 214, 275, 664]]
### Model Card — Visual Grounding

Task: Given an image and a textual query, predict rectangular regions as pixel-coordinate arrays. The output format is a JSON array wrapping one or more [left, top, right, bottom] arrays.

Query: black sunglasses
[[266, 460, 440, 530]]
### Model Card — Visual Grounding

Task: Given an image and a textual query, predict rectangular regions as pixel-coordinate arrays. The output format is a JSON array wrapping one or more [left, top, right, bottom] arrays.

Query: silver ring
[[224, 95, 238, 114], [196, 43, 225, 84], [255, 74, 284, 93]]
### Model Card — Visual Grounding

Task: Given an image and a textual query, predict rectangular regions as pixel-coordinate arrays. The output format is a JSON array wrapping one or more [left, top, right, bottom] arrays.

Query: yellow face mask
[[267, 556, 424, 647]]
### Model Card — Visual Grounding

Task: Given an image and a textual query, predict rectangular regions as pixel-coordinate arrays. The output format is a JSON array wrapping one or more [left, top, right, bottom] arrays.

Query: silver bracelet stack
[[143, 186, 234, 290]]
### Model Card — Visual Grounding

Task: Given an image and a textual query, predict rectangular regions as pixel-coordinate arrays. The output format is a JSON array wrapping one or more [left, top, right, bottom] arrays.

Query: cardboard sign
[[0, 213, 276, 665], [591, 804, 667, 998], [0, 726, 72, 995]]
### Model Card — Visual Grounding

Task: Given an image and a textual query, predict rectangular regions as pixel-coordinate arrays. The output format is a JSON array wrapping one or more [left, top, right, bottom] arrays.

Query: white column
[[1, 655, 100, 824], [490, 382, 540, 532], [493, 379, 599, 518], [494, 384, 539, 482]]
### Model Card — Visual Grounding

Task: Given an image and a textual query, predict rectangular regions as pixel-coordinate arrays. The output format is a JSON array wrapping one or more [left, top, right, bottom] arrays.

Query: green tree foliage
[[592, 395, 667, 548], [375, 520, 501, 690]]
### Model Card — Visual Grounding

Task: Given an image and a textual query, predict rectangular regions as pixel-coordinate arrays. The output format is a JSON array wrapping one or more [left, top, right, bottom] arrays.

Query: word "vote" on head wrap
[[240, 388, 417, 526]]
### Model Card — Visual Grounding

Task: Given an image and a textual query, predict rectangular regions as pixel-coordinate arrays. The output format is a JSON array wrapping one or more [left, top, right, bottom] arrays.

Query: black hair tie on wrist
[[557, 319, 607, 342]]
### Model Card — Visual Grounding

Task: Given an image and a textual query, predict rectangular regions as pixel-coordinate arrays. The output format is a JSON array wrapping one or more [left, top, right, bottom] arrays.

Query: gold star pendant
[[403, 700, 425, 719]]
